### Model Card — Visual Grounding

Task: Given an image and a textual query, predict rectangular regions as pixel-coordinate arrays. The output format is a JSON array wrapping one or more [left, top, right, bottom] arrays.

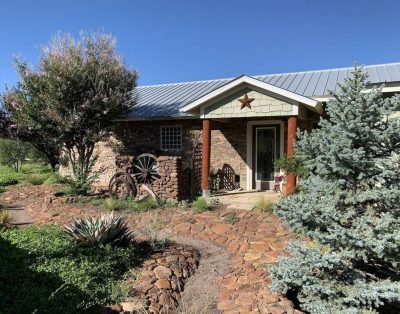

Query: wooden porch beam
[[201, 119, 211, 196], [286, 116, 297, 194]]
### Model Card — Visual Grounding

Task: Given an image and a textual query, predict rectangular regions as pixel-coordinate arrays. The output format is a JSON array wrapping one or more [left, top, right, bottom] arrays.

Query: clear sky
[[1, 0, 400, 91]]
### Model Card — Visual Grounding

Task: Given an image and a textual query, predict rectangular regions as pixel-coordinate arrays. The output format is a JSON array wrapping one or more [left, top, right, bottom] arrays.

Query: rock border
[[120, 244, 200, 313]]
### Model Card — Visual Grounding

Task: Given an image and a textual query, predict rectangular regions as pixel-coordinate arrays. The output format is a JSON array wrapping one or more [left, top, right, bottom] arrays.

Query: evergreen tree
[[269, 67, 400, 313]]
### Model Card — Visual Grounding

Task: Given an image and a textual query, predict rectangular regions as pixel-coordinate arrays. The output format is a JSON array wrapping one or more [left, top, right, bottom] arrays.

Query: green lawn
[[0, 226, 142, 313], [0, 163, 65, 190]]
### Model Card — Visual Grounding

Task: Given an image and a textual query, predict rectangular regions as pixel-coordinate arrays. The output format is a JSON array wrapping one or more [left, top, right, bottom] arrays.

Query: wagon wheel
[[136, 183, 158, 201], [133, 153, 160, 184], [108, 172, 137, 199]]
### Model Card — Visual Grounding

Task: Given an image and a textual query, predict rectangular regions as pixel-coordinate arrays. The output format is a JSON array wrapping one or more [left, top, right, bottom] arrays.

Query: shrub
[[253, 196, 274, 213], [104, 197, 119, 211], [0, 210, 12, 226], [0, 226, 141, 312], [135, 197, 159, 212], [64, 159, 99, 196], [0, 167, 20, 187], [20, 162, 52, 174], [192, 196, 209, 213], [64, 213, 132, 246], [43, 172, 67, 185], [141, 214, 170, 250], [224, 212, 239, 225], [102, 197, 160, 212], [24, 173, 50, 185], [274, 155, 308, 178]]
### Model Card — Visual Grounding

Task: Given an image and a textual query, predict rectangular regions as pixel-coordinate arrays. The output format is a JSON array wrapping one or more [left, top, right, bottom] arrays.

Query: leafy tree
[[269, 68, 400, 313], [2, 91, 61, 171], [0, 139, 32, 172], [2, 32, 137, 184], [0, 108, 10, 138]]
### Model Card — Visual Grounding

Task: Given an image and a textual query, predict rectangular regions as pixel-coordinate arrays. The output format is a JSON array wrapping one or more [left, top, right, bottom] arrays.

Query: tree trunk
[[50, 161, 57, 172]]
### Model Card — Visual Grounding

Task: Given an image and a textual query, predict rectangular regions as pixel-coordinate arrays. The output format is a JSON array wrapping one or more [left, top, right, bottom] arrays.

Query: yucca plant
[[64, 212, 132, 246]]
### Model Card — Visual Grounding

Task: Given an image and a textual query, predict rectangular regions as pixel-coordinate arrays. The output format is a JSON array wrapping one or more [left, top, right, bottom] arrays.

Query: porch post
[[201, 119, 211, 197], [286, 116, 297, 194]]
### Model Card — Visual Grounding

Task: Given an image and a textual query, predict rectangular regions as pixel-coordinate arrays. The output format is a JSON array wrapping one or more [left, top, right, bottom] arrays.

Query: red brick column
[[201, 119, 211, 196], [286, 116, 297, 194]]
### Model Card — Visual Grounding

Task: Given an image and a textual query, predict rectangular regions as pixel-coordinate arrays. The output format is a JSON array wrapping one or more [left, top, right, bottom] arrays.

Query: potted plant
[[274, 155, 308, 194]]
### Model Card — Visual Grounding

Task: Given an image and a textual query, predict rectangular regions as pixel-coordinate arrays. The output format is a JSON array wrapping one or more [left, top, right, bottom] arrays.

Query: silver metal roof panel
[[126, 62, 400, 119]]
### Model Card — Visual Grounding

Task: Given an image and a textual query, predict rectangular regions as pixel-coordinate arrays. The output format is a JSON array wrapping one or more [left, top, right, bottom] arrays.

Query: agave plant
[[64, 212, 132, 246]]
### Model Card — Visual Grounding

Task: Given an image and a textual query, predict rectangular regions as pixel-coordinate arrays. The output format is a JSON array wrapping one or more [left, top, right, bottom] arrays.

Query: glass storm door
[[255, 127, 276, 190]]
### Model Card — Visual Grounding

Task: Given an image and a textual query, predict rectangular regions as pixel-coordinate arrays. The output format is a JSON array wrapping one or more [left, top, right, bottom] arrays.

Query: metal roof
[[126, 62, 400, 119]]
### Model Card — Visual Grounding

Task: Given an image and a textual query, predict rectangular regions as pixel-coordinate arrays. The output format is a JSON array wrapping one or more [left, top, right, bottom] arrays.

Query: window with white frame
[[160, 126, 182, 150]]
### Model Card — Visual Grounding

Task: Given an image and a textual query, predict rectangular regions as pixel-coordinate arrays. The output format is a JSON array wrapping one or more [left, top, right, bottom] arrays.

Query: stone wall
[[209, 120, 247, 189], [60, 120, 202, 190], [152, 156, 183, 202]]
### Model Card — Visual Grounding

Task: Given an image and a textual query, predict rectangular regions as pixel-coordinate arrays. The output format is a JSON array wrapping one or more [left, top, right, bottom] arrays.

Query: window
[[160, 126, 182, 150]]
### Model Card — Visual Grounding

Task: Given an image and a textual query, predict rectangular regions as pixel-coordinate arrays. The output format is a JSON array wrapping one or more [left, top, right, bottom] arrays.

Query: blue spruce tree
[[269, 67, 400, 313]]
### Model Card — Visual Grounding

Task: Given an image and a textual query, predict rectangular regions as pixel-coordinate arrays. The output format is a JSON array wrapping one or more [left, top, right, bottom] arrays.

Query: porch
[[180, 75, 322, 197], [213, 190, 280, 210]]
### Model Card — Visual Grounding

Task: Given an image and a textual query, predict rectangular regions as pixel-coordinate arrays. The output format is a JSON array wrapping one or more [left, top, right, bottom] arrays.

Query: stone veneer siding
[[152, 156, 183, 202], [60, 113, 319, 197], [209, 120, 247, 188]]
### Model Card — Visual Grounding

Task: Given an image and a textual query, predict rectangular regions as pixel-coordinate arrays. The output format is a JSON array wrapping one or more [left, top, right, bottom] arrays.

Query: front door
[[253, 126, 278, 190]]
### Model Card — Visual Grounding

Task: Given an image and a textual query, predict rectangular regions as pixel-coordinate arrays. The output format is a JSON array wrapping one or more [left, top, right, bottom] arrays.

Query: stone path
[[0, 185, 298, 313], [130, 208, 297, 313]]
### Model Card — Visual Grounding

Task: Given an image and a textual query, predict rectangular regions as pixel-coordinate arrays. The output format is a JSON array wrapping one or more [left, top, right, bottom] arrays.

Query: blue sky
[[1, 0, 400, 91]]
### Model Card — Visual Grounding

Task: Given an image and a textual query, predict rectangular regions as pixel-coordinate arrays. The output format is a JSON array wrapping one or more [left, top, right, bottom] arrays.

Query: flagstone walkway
[[129, 208, 298, 313]]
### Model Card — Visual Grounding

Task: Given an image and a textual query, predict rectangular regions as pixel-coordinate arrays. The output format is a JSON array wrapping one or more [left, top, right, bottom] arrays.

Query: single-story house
[[62, 62, 400, 200]]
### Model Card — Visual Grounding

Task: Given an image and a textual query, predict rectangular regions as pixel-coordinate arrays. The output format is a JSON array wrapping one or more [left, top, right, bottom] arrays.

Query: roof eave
[[180, 75, 322, 114]]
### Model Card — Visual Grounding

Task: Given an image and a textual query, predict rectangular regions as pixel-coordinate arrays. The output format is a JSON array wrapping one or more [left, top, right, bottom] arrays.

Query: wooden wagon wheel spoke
[[133, 153, 160, 185], [134, 164, 143, 171], [137, 159, 145, 171]]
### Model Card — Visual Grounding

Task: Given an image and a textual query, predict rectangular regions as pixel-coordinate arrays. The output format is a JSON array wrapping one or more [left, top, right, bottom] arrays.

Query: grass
[[24, 173, 51, 185], [0, 225, 142, 313], [192, 196, 209, 213], [80, 196, 161, 213], [224, 212, 239, 225], [0, 166, 21, 187], [43, 172, 68, 185], [140, 212, 171, 250], [0, 209, 12, 226], [0, 163, 65, 189], [253, 196, 274, 213], [99, 197, 160, 212]]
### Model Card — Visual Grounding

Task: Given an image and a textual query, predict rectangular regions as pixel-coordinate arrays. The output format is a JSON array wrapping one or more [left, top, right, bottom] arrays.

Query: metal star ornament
[[238, 94, 255, 110]]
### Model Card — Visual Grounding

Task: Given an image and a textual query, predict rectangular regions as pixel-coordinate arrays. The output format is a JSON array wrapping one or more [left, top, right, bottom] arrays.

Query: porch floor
[[212, 190, 280, 210]]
